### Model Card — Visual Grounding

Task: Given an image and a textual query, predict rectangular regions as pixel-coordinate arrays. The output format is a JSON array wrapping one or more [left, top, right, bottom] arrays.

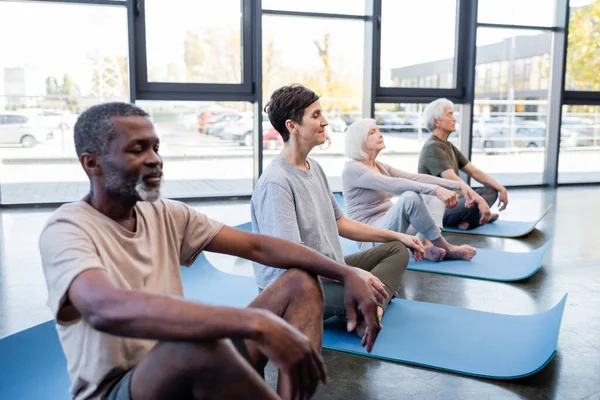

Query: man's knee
[[158, 339, 247, 376], [479, 186, 498, 206], [280, 268, 324, 306]]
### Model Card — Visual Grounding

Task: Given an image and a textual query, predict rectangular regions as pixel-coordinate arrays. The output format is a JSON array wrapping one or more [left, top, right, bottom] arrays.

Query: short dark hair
[[264, 84, 320, 141], [74, 102, 149, 158]]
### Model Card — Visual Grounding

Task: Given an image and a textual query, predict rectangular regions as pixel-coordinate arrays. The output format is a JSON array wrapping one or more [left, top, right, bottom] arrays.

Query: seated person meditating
[[39, 102, 383, 400], [342, 118, 477, 261], [419, 98, 509, 230], [251, 84, 426, 338]]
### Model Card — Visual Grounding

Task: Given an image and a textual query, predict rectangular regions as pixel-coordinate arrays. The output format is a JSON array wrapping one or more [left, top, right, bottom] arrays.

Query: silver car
[[0, 112, 54, 147]]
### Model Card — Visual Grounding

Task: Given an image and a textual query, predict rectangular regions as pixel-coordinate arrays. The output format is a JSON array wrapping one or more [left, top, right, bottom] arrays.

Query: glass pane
[[262, 16, 364, 191], [135, 101, 256, 198], [558, 105, 600, 183], [477, 0, 555, 27], [381, 0, 457, 88], [471, 28, 551, 187], [565, 0, 600, 91], [144, 0, 242, 84], [262, 0, 365, 15], [0, 2, 129, 205], [374, 103, 462, 173]]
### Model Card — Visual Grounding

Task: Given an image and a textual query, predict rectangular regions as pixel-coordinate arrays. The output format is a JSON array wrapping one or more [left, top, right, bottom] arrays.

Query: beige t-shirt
[[38, 199, 223, 400]]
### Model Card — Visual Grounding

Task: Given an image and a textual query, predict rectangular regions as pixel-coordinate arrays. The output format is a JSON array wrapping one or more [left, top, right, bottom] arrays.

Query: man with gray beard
[[38, 102, 381, 400]]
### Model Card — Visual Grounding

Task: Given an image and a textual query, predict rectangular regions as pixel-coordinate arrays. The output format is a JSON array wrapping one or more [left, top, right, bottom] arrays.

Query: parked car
[[17, 108, 77, 130], [259, 127, 332, 150], [327, 117, 347, 133], [206, 113, 243, 136], [197, 107, 238, 133], [0, 112, 54, 147], [340, 111, 362, 127], [263, 127, 284, 150]]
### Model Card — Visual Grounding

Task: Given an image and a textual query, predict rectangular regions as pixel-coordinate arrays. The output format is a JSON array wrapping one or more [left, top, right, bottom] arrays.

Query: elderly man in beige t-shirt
[[39, 102, 383, 400]]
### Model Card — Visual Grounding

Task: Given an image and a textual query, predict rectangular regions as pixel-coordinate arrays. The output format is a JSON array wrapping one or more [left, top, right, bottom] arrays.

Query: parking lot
[[1, 121, 599, 204]]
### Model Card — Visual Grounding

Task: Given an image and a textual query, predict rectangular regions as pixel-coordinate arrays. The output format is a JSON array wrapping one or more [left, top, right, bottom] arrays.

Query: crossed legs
[[124, 269, 324, 400]]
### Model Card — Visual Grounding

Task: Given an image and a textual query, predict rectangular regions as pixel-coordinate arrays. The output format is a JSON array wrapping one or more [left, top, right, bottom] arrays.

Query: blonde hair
[[344, 118, 377, 160]]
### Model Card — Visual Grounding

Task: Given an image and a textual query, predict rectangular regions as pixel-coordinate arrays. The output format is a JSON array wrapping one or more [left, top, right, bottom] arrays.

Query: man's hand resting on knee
[[342, 269, 383, 352], [476, 196, 492, 224]]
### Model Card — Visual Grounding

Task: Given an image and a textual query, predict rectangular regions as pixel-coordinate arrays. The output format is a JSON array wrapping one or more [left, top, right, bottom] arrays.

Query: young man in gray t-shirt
[[251, 84, 426, 337]]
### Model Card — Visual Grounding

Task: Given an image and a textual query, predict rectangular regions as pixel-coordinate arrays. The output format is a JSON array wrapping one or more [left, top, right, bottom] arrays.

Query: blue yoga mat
[[338, 235, 549, 282], [183, 255, 568, 379], [0, 255, 566, 399], [0, 321, 70, 399], [333, 193, 552, 238], [234, 222, 548, 282], [442, 206, 552, 238]]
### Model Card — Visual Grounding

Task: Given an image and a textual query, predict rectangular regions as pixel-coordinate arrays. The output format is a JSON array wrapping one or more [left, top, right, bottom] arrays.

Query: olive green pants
[[323, 241, 408, 319]]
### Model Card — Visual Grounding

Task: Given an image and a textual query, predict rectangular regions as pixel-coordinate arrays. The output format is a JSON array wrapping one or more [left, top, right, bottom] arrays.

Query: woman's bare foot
[[425, 245, 446, 261], [445, 244, 477, 260], [421, 237, 446, 261], [457, 221, 470, 230], [356, 306, 384, 338]]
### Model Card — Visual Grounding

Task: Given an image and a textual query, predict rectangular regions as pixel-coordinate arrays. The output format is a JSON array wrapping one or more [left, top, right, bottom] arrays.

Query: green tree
[[45, 76, 59, 95], [60, 73, 80, 96], [566, 0, 600, 90]]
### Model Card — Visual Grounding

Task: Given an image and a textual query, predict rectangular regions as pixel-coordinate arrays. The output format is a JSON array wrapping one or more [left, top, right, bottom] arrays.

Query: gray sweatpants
[[359, 192, 446, 250]]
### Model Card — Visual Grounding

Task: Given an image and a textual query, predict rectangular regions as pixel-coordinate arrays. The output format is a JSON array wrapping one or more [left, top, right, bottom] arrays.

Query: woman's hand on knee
[[435, 186, 459, 209], [395, 234, 425, 262]]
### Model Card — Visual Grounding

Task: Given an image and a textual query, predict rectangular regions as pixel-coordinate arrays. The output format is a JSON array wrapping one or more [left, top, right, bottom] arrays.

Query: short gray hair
[[423, 98, 454, 131], [74, 102, 149, 158], [344, 118, 377, 160]]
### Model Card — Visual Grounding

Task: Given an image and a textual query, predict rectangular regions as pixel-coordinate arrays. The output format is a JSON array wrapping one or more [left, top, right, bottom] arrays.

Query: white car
[[17, 108, 78, 130], [0, 112, 54, 147]]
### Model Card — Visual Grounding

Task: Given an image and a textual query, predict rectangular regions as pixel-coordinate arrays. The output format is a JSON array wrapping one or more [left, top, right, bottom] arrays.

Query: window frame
[[133, 0, 254, 102], [373, 0, 472, 104]]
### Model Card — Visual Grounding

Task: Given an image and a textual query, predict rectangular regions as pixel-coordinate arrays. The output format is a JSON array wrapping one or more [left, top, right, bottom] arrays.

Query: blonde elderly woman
[[342, 119, 477, 261]]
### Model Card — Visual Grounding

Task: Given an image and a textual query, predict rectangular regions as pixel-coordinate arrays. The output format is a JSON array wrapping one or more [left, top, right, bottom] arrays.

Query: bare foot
[[424, 245, 446, 261], [457, 221, 470, 230], [445, 244, 477, 261], [356, 306, 384, 338], [489, 213, 499, 223]]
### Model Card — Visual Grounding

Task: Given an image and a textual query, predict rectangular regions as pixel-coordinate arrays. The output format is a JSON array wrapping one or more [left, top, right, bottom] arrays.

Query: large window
[[0, 1, 129, 204], [262, 15, 364, 191], [558, 105, 600, 183], [565, 0, 600, 91], [374, 103, 461, 173], [135, 101, 255, 198], [477, 0, 555, 27], [471, 28, 552, 186], [380, 0, 458, 89], [144, 0, 243, 84]]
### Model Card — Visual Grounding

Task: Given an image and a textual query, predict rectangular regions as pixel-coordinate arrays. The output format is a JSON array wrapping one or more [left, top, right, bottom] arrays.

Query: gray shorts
[[102, 338, 251, 400]]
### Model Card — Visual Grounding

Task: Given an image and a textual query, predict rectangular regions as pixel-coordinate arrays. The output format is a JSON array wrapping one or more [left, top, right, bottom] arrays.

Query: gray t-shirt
[[251, 156, 344, 289]]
